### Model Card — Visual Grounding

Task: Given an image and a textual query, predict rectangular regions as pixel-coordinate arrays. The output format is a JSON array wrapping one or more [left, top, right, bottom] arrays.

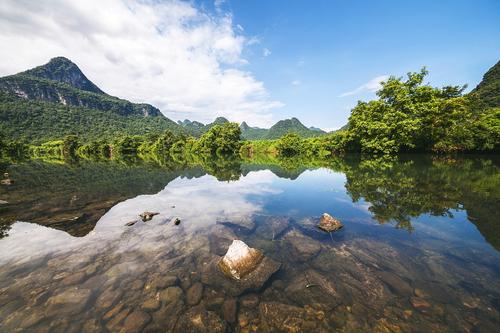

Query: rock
[[410, 297, 431, 312], [253, 215, 290, 240], [175, 305, 226, 333], [171, 217, 181, 225], [159, 286, 183, 304], [218, 240, 264, 280], [284, 269, 340, 307], [202, 254, 281, 296], [105, 308, 130, 331], [61, 271, 86, 285], [284, 229, 321, 261], [318, 213, 343, 232], [1, 179, 13, 185], [103, 302, 125, 321], [378, 271, 413, 296], [120, 310, 151, 333], [125, 220, 137, 226], [222, 298, 237, 323], [95, 287, 122, 309], [147, 275, 178, 290], [139, 211, 159, 222], [239, 293, 259, 308], [0, 200, 8, 205], [45, 288, 91, 316], [141, 298, 160, 311], [187, 282, 203, 305], [259, 302, 308, 332]]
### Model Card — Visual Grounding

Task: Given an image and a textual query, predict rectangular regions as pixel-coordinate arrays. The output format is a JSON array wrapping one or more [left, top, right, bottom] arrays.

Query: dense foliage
[[470, 60, 500, 110]]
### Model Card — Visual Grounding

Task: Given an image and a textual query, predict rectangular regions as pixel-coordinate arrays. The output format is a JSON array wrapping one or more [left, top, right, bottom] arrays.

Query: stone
[[159, 286, 183, 304], [187, 282, 203, 305], [171, 217, 181, 225], [259, 302, 308, 332], [284, 229, 321, 261], [318, 213, 343, 232], [120, 310, 151, 333], [410, 297, 431, 312], [222, 298, 237, 323], [209, 225, 238, 256], [105, 308, 130, 331], [174, 305, 226, 333], [142, 298, 160, 311], [202, 254, 281, 296], [0, 200, 8, 205], [378, 271, 413, 296], [218, 240, 264, 280], [103, 302, 125, 321], [284, 269, 340, 307], [95, 287, 122, 309], [253, 215, 290, 240], [125, 220, 137, 226], [61, 271, 86, 285], [239, 293, 259, 308], [139, 211, 159, 222], [45, 288, 91, 316]]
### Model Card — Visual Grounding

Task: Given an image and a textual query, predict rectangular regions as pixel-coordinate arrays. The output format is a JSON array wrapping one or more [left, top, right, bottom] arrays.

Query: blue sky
[[205, 0, 500, 129], [0, 0, 498, 129]]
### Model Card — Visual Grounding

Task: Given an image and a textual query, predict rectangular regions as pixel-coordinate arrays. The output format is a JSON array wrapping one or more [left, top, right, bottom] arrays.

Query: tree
[[194, 122, 242, 155], [276, 133, 303, 157], [62, 135, 79, 158]]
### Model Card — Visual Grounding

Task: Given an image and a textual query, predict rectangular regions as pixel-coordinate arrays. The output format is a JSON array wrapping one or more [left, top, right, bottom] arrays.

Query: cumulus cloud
[[339, 75, 389, 97], [0, 0, 282, 126], [263, 48, 271, 57]]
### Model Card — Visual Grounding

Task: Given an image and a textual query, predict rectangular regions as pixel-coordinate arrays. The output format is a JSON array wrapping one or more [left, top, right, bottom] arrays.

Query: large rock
[[284, 269, 341, 307], [201, 254, 281, 296], [45, 288, 91, 316], [318, 213, 343, 232], [218, 240, 263, 280]]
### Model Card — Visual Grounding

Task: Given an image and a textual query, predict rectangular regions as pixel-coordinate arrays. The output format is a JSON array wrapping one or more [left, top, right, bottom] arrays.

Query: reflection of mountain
[[1, 155, 498, 251]]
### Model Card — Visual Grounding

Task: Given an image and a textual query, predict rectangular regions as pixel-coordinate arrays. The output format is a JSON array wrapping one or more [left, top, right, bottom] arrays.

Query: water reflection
[[0, 155, 499, 332]]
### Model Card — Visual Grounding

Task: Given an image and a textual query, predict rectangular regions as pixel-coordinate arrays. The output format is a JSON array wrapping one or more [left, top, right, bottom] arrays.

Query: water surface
[[0, 155, 499, 332]]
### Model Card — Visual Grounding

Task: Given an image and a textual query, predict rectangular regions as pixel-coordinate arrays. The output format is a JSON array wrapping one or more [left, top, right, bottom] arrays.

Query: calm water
[[0, 155, 499, 332]]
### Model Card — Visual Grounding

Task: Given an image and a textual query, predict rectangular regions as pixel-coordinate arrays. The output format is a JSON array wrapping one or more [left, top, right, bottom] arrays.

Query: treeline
[[2, 68, 499, 159]]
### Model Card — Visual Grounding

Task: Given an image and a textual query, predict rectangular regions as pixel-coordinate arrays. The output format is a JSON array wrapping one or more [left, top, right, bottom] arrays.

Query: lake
[[0, 154, 499, 332]]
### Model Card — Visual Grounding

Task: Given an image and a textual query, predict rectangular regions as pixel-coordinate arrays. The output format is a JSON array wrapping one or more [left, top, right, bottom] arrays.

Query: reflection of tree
[[342, 155, 500, 248], [197, 155, 242, 181]]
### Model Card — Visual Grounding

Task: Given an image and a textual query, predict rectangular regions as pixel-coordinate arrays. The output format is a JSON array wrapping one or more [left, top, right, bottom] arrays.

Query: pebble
[[222, 298, 237, 323], [119, 310, 151, 333], [186, 282, 203, 305]]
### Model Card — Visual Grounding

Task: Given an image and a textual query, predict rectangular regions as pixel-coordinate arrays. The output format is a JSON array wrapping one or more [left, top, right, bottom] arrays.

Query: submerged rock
[[120, 310, 151, 333], [284, 229, 321, 261], [318, 213, 343, 232], [187, 282, 203, 305], [202, 252, 281, 296], [218, 215, 256, 232], [222, 298, 237, 323], [218, 240, 263, 280], [139, 211, 159, 222], [175, 305, 226, 333], [259, 302, 310, 332], [45, 288, 92, 316]]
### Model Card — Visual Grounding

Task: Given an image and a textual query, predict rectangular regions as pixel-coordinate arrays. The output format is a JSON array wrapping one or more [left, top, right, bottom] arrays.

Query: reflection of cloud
[[0, 171, 281, 263]]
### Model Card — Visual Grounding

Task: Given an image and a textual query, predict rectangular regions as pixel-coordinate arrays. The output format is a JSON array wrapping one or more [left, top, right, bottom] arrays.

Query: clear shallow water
[[0, 155, 499, 332]]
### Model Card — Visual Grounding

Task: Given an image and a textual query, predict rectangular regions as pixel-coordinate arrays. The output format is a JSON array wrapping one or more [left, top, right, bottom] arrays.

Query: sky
[[0, 0, 499, 130]]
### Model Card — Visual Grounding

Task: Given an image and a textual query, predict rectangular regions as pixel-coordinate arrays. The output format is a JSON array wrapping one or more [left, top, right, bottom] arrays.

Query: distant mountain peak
[[213, 116, 229, 124], [21, 56, 105, 94]]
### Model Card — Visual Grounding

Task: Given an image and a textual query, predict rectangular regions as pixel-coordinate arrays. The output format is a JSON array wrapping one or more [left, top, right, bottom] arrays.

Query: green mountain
[[0, 57, 182, 142], [177, 117, 230, 136], [240, 121, 268, 140], [265, 117, 325, 139], [470, 60, 500, 110]]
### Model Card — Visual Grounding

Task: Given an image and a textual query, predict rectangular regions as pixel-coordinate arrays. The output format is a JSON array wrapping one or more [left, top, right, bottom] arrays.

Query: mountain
[[177, 117, 230, 136], [470, 60, 500, 110], [0, 57, 182, 142], [0, 57, 162, 117], [240, 122, 268, 140], [265, 117, 325, 139]]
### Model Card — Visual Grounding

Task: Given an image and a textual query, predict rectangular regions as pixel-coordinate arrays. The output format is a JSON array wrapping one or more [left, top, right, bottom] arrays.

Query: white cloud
[[291, 80, 301, 86], [339, 75, 389, 97], [0, 0, 282, 126], [263, 48, 271, 57]]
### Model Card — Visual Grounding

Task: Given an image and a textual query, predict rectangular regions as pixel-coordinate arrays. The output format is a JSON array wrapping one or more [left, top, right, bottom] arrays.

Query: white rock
[[218, 240, 263, 280]]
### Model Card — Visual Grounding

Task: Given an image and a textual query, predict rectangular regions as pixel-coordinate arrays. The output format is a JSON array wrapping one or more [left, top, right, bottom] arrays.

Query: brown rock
[[222, 298, 237, 323], [45, 288, 92, 316], [378, 271, 413, 296], [410, 297, 431, 312], [61, 271, 86, 285], [218, 240, 263, 280], [259, 302, 307, 332], [159, 286, 183, 304], [95, 287, 122, 309], [318, 213, 343, 232], [175, 305, 226, 333], [142, 298, 160, 311], [240, 293, 259, 308], [139, 211, 159, 222], [187, 282, 203, 305], [284, 229, 321, 261], [119, 310, 151, 333]]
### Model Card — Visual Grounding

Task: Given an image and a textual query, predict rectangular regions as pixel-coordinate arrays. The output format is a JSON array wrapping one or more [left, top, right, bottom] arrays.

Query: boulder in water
[[139, 211, 159, 222], [317, 213, 343, 232], [218, 240, 263, 280]]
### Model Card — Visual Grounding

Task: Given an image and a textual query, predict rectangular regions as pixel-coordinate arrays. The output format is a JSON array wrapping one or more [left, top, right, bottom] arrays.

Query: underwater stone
[[187, 282, 203, 305], [218, 240, 263, 280], [318, 213, 343, 232], [139, 211, 159, 222]]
